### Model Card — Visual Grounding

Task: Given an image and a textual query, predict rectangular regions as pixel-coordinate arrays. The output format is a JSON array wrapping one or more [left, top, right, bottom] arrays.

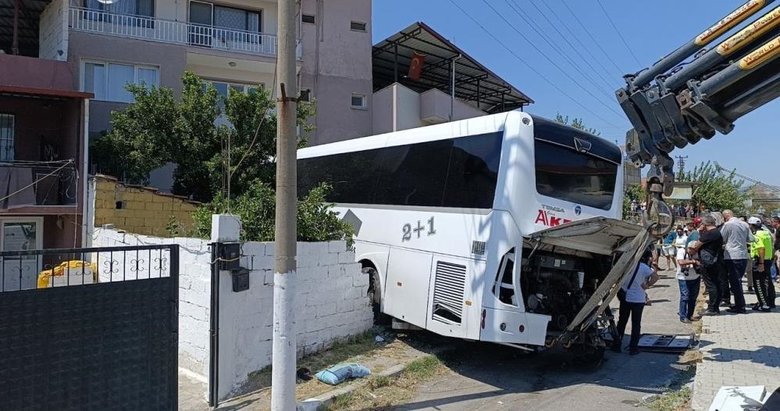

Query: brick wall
[[92, 175, 199, 237]]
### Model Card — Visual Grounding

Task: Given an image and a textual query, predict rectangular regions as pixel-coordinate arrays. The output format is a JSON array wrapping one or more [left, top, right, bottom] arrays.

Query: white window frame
[[0, 217, 44, 253], [0, 114, 14, 162], [350, 93, 367, 110], [81, 60, 160, 103]]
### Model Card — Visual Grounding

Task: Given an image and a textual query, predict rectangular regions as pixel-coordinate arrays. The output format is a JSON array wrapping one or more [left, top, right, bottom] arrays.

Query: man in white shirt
[[720, 210, 754, 313]]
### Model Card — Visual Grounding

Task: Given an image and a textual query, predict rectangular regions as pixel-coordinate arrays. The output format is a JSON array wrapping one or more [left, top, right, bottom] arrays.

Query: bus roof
[[297, 110, 522, 159]]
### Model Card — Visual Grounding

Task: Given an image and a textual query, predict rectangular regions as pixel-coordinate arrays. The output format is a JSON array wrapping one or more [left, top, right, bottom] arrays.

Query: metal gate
[[0, 244, 179, 410]]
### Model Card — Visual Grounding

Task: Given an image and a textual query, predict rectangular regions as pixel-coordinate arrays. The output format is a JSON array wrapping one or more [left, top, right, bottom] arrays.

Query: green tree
[[93, 72, 350, 244], [622, 184, 644, 220], [192, 181, 353, 245], [554, 113, 601, 136], [91, 72, 315, 202], [679, 161, 748, 213]]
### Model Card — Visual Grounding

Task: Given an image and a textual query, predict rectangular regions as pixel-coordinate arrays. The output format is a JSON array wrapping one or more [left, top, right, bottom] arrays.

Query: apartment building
[[59, 0, 373, 146]]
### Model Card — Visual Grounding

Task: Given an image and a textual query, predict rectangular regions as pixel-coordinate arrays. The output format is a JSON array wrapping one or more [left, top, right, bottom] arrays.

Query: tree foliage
[[622, 184, 644, 220], [94, 72, 351, 244], [192, 181, 353, 245], [91, 72, 315, 202], [678, 161, 748, 213], [554, 113, 601, 136]]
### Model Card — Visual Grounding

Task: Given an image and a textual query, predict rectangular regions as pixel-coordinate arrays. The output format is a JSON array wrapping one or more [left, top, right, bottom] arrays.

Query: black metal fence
[[0, 244, 179, 410]]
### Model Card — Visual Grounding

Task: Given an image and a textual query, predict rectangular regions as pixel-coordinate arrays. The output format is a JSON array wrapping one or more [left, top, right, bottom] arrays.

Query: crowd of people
[[612, 210, 779, 355]]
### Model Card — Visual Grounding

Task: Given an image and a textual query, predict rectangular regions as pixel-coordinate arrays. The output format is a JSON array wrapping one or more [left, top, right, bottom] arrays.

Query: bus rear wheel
[[363, 266, 390, 325]]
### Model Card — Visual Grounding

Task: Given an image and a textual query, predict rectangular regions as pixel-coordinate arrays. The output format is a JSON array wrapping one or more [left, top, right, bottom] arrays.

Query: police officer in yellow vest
[[748, 217, 775, 311]]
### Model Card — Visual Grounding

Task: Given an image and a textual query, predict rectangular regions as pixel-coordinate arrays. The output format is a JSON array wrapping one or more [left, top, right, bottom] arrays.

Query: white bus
[[298, 110, 643, 355]]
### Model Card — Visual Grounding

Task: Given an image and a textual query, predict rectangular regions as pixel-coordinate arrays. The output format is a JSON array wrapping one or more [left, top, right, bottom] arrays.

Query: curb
[[296, 362, 410, 411]]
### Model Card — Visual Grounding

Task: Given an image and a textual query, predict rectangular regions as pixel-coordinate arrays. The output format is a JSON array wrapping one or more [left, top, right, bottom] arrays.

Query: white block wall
[[92, 229, 373, 401], [217, 240, 372, 400], [38, 0, 68, 61]]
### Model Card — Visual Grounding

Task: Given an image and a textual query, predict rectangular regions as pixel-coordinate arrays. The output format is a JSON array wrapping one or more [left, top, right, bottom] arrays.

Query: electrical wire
[[523, 0, 619, 91], [0, 160, 74, 205], [503, 0, 618, 102], [560, 0, 627, 76], [479, 0, 627, 122], [446, 0, 624, 129], [595, 0, 642, 66]]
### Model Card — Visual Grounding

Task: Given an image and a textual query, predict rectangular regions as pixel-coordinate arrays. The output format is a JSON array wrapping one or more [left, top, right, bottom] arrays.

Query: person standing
[[662, 230, 678, 270], [693, 214, 725, 315], [676, 243, 701, 322], [613, 249, 660, 355], [772, 216, 780, 284], [748, 217, 775, 310], [720, 210, 754, 314]]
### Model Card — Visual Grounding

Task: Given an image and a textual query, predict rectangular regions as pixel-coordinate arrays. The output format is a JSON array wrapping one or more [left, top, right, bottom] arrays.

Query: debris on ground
[[315, 363, 371, 385]]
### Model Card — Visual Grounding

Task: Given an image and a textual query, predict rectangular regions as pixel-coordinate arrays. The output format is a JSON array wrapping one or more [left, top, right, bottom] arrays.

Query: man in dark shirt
[[693, 214, 726, 315]]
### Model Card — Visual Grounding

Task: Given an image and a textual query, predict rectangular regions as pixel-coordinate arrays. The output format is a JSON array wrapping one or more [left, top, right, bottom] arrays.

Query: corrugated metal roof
[[373, 22, 533, 114], [0, 0, 51, 56]]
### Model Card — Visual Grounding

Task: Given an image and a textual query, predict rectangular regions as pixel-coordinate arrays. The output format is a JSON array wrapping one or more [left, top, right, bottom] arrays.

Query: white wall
[[372, 83, 487, 134], [39, 0, 68, 61], [217, 240, 372, 400], [91, 228, 373, 402]]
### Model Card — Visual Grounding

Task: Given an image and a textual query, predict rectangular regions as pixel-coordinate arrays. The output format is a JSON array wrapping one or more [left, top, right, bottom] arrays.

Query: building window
[[0, 114, 14, 162], [83, 61, 160, 103], [351, 94, 367, 109], [84, 0, 154, 17], [350, 21, 367, 32], [189, 2, 261, 32], [302, 14, 315, 24]]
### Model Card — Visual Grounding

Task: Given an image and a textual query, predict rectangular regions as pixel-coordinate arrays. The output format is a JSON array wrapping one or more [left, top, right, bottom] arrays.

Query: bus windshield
[[532, 118, 620, 210]]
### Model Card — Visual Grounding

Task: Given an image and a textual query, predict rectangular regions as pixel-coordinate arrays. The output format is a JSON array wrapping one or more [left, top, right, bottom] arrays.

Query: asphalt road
[[396, 268, 694, 411]]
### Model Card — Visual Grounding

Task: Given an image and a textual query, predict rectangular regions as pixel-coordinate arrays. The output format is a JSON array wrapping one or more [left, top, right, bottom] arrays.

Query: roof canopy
[[0, 0, 51, 57], [373, 22, 533, 114]]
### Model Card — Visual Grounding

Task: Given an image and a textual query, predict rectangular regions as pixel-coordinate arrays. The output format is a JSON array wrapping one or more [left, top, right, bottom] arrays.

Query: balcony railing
[[0, 161, 78, 209], [69, 7, 301, 58]]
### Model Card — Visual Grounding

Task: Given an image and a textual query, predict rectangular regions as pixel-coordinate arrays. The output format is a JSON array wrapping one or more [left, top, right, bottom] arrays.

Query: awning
[[373, 22, 533, 114]]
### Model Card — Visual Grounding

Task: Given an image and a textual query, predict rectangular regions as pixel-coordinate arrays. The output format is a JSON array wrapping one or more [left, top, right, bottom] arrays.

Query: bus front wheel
[[363, 266, 390, 325]]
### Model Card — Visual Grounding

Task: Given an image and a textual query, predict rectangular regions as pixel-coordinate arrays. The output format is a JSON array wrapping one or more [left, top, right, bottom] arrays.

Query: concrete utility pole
[[271, 0, 298, 409]]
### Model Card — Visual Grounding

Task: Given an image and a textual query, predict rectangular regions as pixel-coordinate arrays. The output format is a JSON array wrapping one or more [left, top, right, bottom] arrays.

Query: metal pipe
[[450, 54, 461, 121], [631, 0, 774, 89], [12, 0, 19, 55], [721, 68, 780, 120], [698, 35, 780, 97], [665, 6, 780, 91]]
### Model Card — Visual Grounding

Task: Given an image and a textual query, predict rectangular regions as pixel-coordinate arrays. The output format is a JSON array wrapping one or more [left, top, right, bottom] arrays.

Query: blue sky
[[372, 0, 778, 185]]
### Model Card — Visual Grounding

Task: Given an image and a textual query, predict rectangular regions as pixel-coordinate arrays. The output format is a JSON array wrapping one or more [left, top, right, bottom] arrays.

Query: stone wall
[[92, 175, 199, 237]]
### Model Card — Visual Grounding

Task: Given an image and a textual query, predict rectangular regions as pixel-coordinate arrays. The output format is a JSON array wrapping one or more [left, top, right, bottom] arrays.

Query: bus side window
[[492, 249, 516, 306]]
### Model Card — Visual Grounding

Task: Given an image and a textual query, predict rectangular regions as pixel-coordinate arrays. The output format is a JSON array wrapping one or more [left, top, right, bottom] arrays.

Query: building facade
[[0, 53, 90, 265]]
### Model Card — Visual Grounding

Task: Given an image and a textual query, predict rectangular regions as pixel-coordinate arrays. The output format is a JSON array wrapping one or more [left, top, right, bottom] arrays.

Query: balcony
[[68, 7, 300, 59], [0, 161, 79, 212]]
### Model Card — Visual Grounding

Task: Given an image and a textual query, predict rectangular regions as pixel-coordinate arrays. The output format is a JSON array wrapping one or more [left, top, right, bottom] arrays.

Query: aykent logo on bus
[[535, 204, 573, 227]]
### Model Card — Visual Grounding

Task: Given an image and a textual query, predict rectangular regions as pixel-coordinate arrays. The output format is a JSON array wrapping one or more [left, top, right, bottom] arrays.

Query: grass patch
[[647, 386, 692, 411], [324, 354, 447, 411], [404, 356, 441, 380]]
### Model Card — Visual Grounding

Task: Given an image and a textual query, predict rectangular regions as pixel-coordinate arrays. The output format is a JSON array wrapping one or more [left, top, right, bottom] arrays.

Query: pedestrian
[[685, 217, 702, 248], [677, 243, 701, 323], [613, 249, 660, 355], [772, 216, 780, 284], [662, 230, 678, 270], [691, 213, 725, 315], [719, 210, 754, 314], [748, 217, 775, 310]]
